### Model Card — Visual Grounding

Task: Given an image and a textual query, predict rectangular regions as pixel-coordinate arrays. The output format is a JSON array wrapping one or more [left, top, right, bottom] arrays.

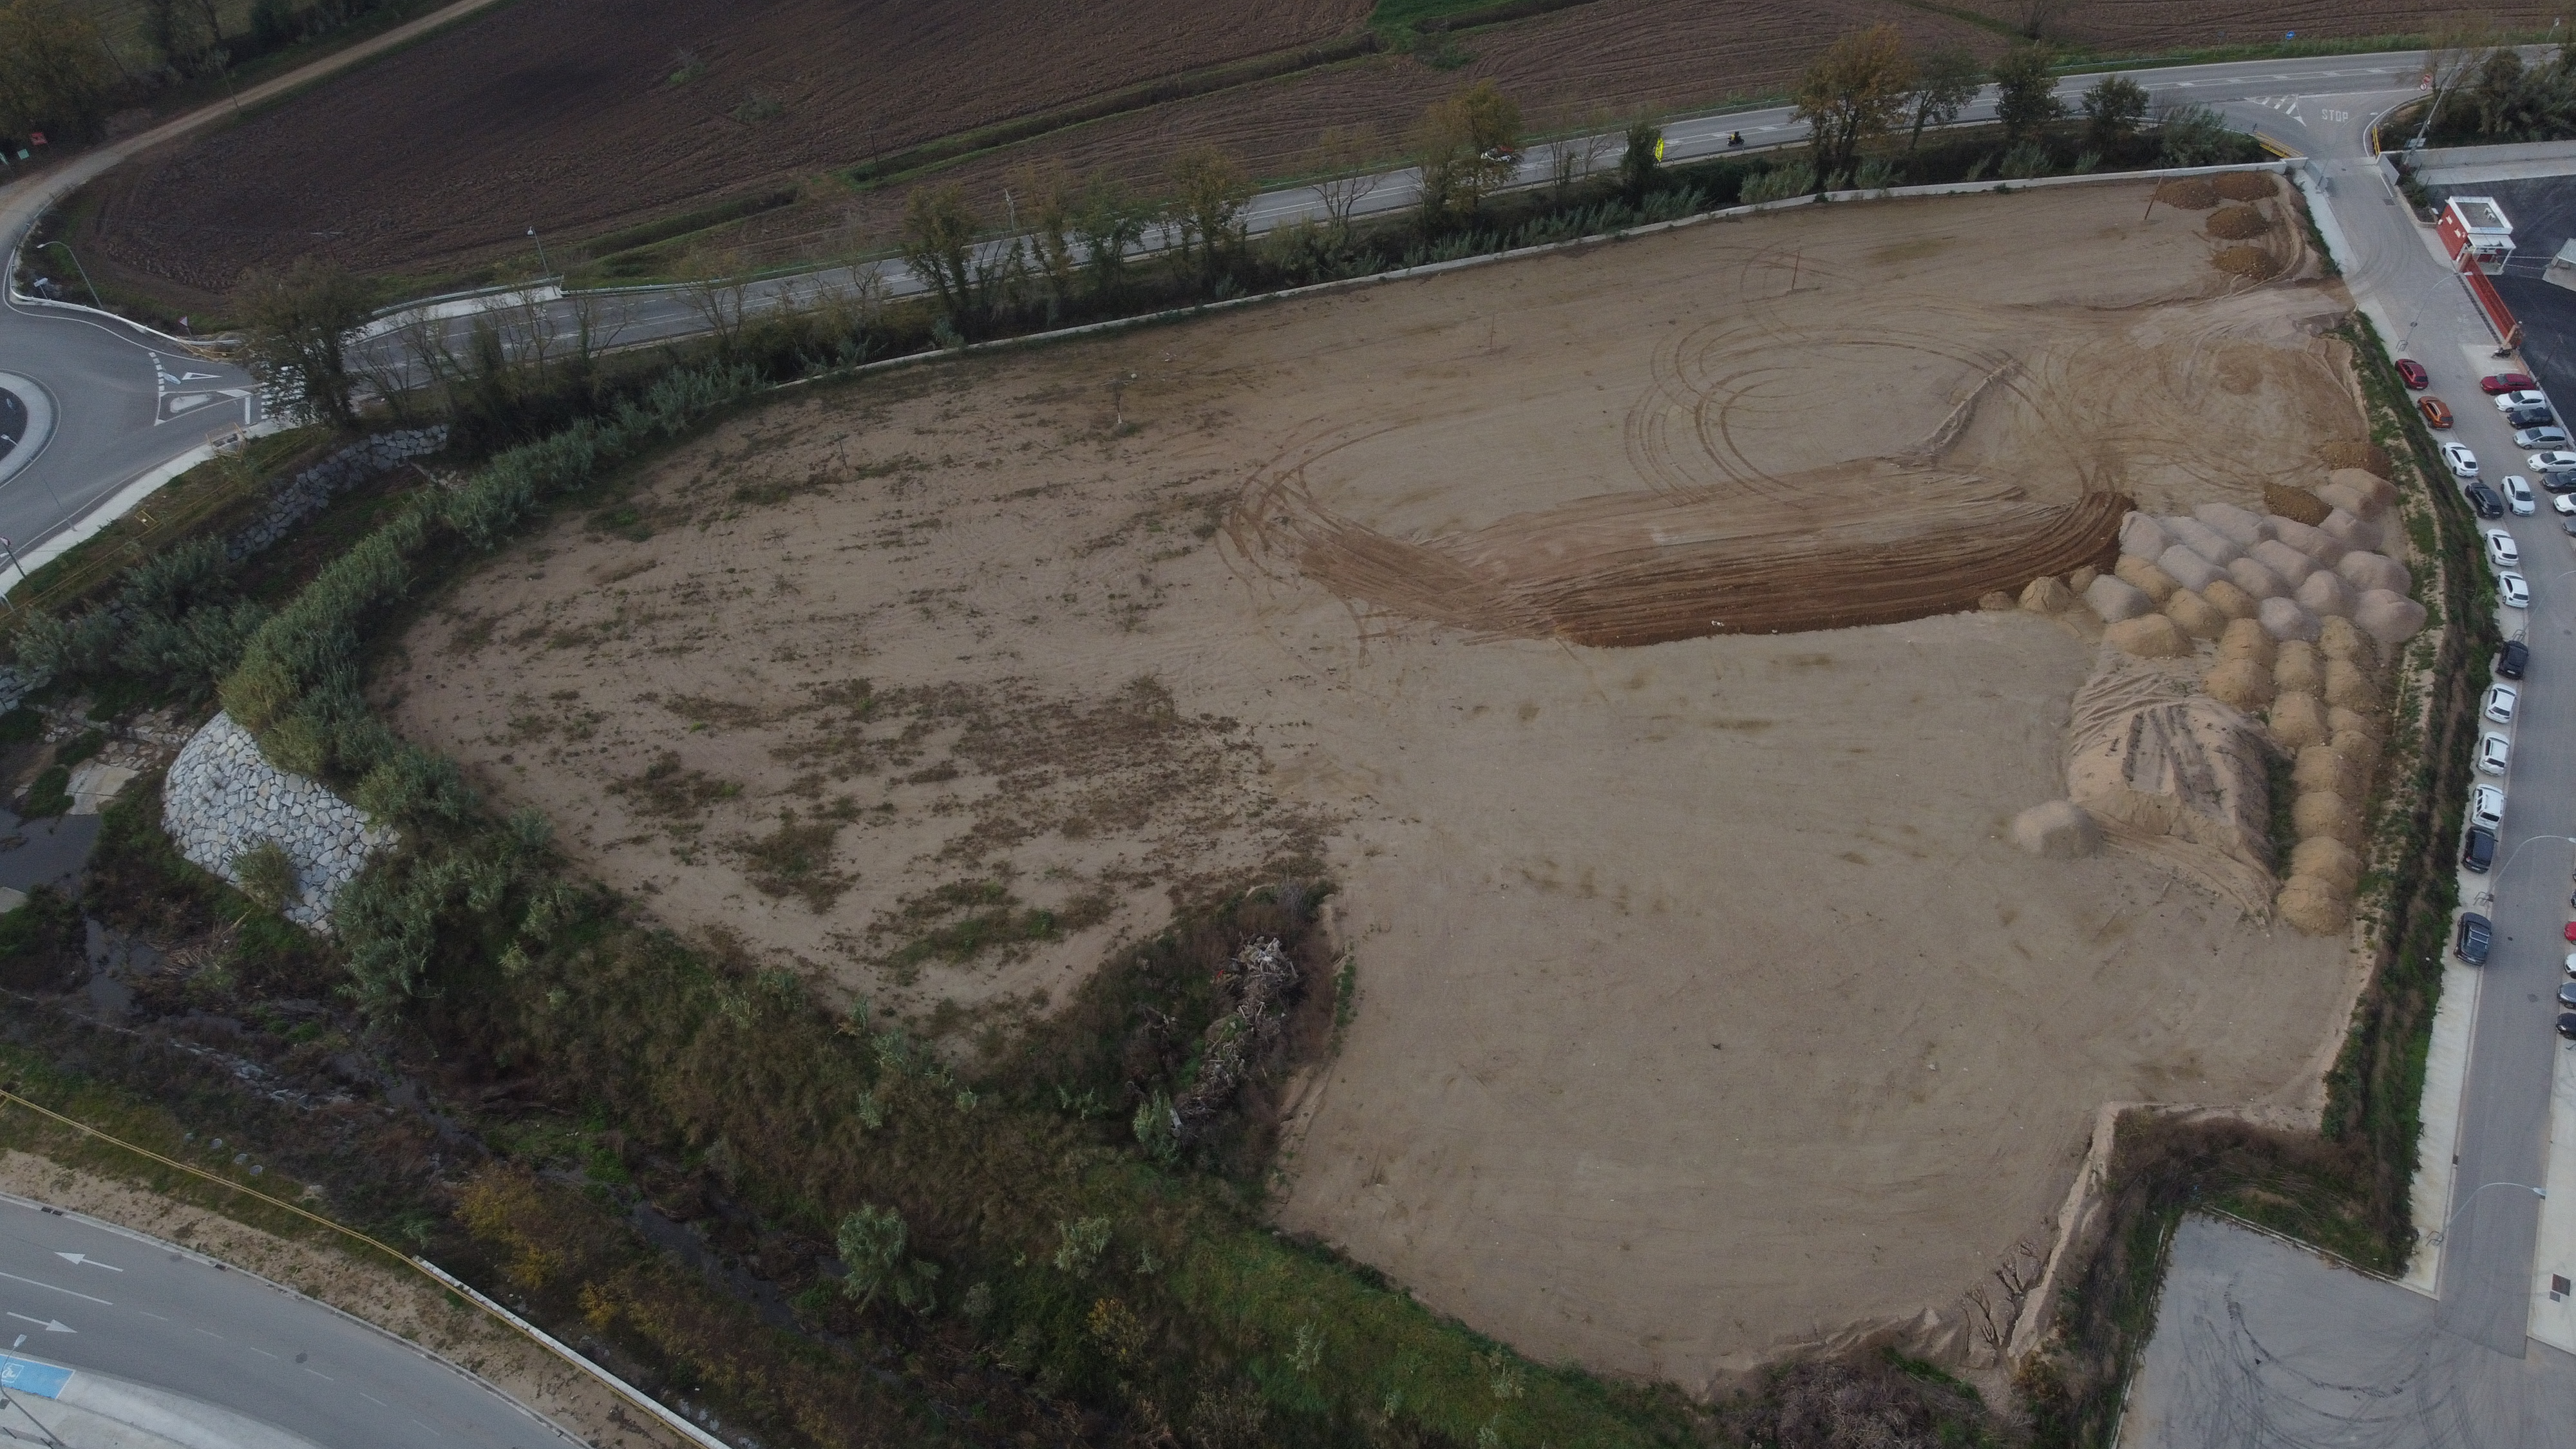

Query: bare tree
[[2417, 22, 2497, 144], [676, 247, 752, 354], [231, 258, 375, 428], [1311, 124, 1385, 241]]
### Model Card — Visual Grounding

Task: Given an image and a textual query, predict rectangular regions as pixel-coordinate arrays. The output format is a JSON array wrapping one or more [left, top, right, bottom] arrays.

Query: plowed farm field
[[383, 182, 2364, 1384]]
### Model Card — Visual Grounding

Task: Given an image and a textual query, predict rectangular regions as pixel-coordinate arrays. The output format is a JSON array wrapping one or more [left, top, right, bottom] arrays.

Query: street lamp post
[[40, 242, 102, 312], [2426, 1180, 2547, 1247], [527, 227, 552, 281], [2475, 834, 2576, 907]]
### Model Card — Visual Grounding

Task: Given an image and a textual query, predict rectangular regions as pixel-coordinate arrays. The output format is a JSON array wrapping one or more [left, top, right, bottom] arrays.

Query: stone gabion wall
[[162, 712, 396, 933], [223, 425, 448, 562]]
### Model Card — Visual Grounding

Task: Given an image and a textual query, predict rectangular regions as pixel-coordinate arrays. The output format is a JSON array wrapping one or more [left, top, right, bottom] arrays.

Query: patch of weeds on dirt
[[20, 766, 71, 819], [609, 752, 741, 819], [735, 810, 855, 911], [2264, 748, 2299, 871]]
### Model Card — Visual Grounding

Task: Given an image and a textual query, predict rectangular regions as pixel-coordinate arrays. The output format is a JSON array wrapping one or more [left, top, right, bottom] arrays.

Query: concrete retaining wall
[[161, 713, 394, 932]]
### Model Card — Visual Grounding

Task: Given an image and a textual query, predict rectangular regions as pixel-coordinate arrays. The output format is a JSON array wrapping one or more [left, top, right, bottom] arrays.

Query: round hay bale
[[2085, 574, 2153, 623], [2116, 554, 2179, 602], [2204, 657, 2275, 709], [2318, 442, 2392, 477], [2202, 578, 2260, 620], [2320, 508, 2383, 553], [2011, 801, 2101, 860], [2207, 203, 2273, 239], [2252, 539, 2316, 587], [2354, 589, 2428, 647], [2270, 516, 2344, 564], [2213, 243, 2282, 281], [2329, 468, 2398, 509], [2196, 502, 2273, 546], [2318, 616, 2378, 668], [2277, 876, 2350, 936], [1980, 589, 2017, 611], [2070, 564, 2100, 594], [2218, 617, 2276, 664], [2259, 595, 2321, 642], [2291, 837, 2363, 894], [2273, 641, 2322, 696], [2294, 744, 2360, 798], [2158, 544, 2226, 592], [2120, 512, 2173, 558], [2338, 551, 2409, 595], [2213, 171, 2278, 200], [2105, 613, 2191, 658], [2157, 177, 2221, 209], [2324, 658, 2377, 712], [2167, 517, 2243, 564], [2293, 790, 2363, 844], [2020, 574, 2075, 613], [2264, 484, 2333, 526], [2165, 589, 2226, 639], [2297, 570, 2354, 619], [2271, 692, 2329, 748]]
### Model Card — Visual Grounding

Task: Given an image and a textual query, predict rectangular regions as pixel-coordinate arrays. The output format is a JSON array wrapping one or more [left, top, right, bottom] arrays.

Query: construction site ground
[[378, 182, 2367, 1381]]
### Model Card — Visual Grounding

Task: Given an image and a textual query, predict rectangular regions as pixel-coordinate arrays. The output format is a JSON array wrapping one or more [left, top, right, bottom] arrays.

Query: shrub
[[230, 839, 299, 913]]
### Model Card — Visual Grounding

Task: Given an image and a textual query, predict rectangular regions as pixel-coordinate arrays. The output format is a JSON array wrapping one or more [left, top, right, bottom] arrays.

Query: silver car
[[2516, 426, 2573, 450]]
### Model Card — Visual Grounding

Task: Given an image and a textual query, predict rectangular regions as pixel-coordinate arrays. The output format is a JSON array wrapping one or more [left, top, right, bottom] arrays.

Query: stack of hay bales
[[2273, 617, 2387, 934], [2093, 502, 2423, 658]]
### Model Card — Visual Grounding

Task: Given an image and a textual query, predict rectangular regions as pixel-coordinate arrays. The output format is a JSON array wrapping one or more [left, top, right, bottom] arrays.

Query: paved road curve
[[0, 1190, 571, 1448]]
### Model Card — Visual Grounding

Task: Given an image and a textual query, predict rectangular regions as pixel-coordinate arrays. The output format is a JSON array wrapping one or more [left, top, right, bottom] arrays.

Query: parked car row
[[2464, 641, 2533, 886]]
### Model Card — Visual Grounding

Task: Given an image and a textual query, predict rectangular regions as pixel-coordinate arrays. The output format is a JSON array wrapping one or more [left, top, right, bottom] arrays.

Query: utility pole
[[42, 242, 103, 311], [527, 227, 552, 279]]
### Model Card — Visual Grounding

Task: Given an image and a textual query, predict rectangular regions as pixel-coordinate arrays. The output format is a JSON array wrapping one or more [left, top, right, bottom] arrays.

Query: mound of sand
[[2318, 616, 2378, 668], [2204, 658, 2274, 709], [2117, 554, 2179, 601], [2252, 539, 2315, 587], [2011, 800, 2101, 858], [2291, 837, 2362, 893], [2067, 668, 2277, 913], [2203, 578, 2259, 619], [2337, 551, 2409, 596], [2207, 204, 2273, 240], [2215, 171, 2279, 201], [2354, 589, 2429, 647], [2157, 177, 2221, 209], [2264, 484, 2331, 526], [2277, 875, 2351, 935], [2320, 468, 2396, 515], [2274, 641, 2322, 695], [2087, 574, 2154, 622], [2213, 244, 2282, 281], [2318, 441, 2392, 476], [2271, 517, 2342, 564], [2270, 691, 2329, 747], [2217, 617, 2276, 664], [2164, 589, 2225, 639], [2107, 614, 2191, 657], [2021, 574, 2074, 612], [2232, 557, 2287, 600]]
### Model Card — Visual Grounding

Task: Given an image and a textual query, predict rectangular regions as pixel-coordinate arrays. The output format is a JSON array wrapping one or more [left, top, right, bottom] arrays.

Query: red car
[[2420, 396, 2454, 428], [2396, 359, 2430, 389], [2483, 372, 2537, 393]]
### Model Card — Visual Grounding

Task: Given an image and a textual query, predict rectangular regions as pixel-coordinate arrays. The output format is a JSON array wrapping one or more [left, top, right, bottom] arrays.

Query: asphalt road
[[0, 1191, 570, 1448]]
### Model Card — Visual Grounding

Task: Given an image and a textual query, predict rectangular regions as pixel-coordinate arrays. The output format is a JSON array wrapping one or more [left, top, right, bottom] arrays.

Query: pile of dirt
[[2213, 171, 2278, 202], [2206, 204, 2273, 240], [2156, 177, 2221, 209], [2212, 244, 2283, 281], [2317, 440, 2392, 476], [2064, 667, 2277, 914], [2263, 482, 2330, 525]]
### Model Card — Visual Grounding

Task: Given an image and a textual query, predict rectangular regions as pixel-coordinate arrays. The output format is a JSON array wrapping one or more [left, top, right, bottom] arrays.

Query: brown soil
[[2318, 439, 2392, 475], [2155, 178, 2221, 209], [2264, 481, 2331, 524], [2205, 203, 2273, 240], [2213, 170, 2278, 201], [2212, 242, 2283, 280], [383, 184, 2362, 1382], [1950, 0, 2559, 53], [0, 1150, 691, 1449]]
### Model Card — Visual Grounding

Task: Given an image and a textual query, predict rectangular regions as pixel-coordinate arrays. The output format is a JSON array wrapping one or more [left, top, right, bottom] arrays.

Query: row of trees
[[2419, 41, 2576, 144], [0, 0, 401, 146], [0, 0, 118, 143]]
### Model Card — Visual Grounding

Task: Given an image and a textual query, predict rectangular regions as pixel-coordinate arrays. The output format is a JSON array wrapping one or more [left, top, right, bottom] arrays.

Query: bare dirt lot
[[382, 183, 2365, 1380]]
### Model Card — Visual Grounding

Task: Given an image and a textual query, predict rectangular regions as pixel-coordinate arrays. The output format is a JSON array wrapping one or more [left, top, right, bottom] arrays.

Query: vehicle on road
[[2559, 1012, 2576, 1040], [2467, 481, 2505, 517], [2398, 359, 2430, 388], [2460, 911, 2494, 963], [2486, 683, 2520, 722], [2445, 441, 2480, 477], [2506, 405, 2556, 429], [2497, 390, 2550, 411], [2483, 372, 2537, 393], [2555, 492, 2576, 516], [2481, 732, 2513, 773], [2473, 783, 2506, 830], [2501, 572, 2531, 608], [2546, 468, 2576, 492], [2505, 475, 2538, 513], [2499, 639, 2530, 677], [2422, 397, 2456, 428], [2530, 450, 2576, 471], [2465, 824, 2498, 872], [2560, 982, 2576, 1010], [2487, 529, 2522, 567], [2515, 426, 2571, 450]]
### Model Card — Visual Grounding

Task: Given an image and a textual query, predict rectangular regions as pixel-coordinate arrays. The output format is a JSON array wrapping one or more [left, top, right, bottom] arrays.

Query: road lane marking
[[3, 1314, 72, 1333], [137, 1312, 166, 1322], [0, 1271, 107, 1305], [193, 1328, 220, 1338], [51, 1255, 119, 1273], [360, 1391, 386, 1406], [303, 1366, 334, 1381], [243, 1345, 276, 1358]]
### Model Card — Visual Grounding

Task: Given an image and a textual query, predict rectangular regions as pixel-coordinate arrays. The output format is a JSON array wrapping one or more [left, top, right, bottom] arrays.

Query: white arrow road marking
[[52, 1255, 120, 1273], [0, 1271, 109, 1305], [4, 1313, 73, 1333]]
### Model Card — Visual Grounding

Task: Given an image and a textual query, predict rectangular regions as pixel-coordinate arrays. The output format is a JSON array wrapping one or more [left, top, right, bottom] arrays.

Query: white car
[[2505, 475, 2538, 514], [2501, 571, 2532, 608], [2554, 491, 2576, 516], [2517, 427, 2573, 450], [2472, 783, 2506, 830], [2487, 529, 2522, 567], [2481, 732, 2513, 774], [2531, 451, 2576, 472], [2497, 390, 2552, 411], [2486, 683, 2520, 722], [2446, 441, 2481, 477]]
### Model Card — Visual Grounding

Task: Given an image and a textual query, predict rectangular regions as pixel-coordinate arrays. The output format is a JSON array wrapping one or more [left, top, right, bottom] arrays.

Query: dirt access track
[[381, 182, 2365, 1381]]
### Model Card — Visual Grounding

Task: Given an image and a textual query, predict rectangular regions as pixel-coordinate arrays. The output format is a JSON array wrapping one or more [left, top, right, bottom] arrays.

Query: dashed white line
[[303, 1366, 334, 1381], [360, 1392, 387, 1406], [243, 1345, 277, 1358]]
